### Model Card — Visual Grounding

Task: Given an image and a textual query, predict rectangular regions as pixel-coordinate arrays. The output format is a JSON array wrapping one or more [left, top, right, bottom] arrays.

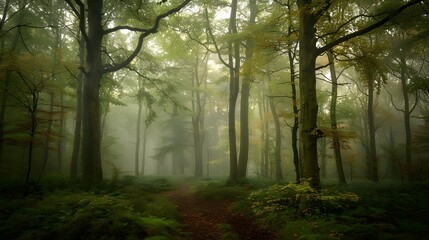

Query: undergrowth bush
[[195, 181, 251, 201], [0, 177, 182, 240], [247, 181, 360, 226]]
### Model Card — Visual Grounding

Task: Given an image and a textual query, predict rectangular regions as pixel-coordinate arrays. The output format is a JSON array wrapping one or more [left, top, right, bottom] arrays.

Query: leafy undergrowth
[[3, 176, 428, 240], [0, 176, 182, 240], [241, 180, 429, 240], [193, 179, 254, 201]]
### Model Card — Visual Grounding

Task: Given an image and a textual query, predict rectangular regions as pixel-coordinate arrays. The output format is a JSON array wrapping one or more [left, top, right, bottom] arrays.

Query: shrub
[[195, 181, 250, 201], [0, 185, 181, 240], [247, 181, 360, 226]]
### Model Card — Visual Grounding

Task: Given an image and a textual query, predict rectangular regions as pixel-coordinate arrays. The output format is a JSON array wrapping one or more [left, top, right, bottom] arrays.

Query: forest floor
[[162, 185, 276, 240]]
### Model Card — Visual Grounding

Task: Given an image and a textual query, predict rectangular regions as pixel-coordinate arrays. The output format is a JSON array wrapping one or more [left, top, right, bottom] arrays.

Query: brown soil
[[163, 186, 276, 240]]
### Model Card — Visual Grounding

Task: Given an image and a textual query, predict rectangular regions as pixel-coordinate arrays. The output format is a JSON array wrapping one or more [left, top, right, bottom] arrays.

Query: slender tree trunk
[[192, 51, 204, 177], [287, 39, 300, 183], [400, 53, 413, 181], [237, 78, 250, 179], [40, 93, 54, 179], [57, 92, 65, 172], [26, 90, 39, 184], [54, 0, 65, 174], [135, 98, 142, 176], [237, 0, 257, 179], [263, 96, 270, 177], [193, 121, 202, 177], [367, 79, 378, 182], [141, 126, 147, 176], [319, 136, 327, 178], [258, 91, 266, 176], [228, 0, 240, 183], [0, 0, 27, 164], [70, 33, 85, 180], [26, 116, 36, 184], [327, 50, 347, 184], [269, 94, 283, 181]]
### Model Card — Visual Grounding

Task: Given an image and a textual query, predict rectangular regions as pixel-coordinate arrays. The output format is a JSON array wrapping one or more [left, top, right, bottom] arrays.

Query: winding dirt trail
[[163, 186, 276, 240]]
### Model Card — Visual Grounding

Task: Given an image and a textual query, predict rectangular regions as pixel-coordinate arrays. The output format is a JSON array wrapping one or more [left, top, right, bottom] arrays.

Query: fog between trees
[[0, 0, 428, 186]]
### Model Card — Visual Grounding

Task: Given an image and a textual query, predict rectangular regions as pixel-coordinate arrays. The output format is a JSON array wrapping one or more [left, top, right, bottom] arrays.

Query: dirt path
[[163, 186, 276, 240]]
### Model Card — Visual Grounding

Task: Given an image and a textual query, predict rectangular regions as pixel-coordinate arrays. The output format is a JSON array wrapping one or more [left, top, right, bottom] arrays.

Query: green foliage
[[195, 180, 252, 201], [247, 181, 360, 225], [241, 182, 429, 239], [217, 223, 239, 240], [0, 177, 181, 240]]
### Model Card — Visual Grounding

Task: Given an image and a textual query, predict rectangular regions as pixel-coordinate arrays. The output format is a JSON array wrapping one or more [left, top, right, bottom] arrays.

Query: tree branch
[[318, 0, 423, 55], [65, 0, 89, 45], [103, 25, 150, 35], [204, 7, 231, 69], [103, 0, 191, 74]]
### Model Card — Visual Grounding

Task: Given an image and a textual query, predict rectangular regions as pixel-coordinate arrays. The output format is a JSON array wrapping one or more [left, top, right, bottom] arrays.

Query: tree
[[327, 50, 347, 184], [294, 0, 422, 189], [69, 31, 85, 180], [6, 54, 52, 183], [204, 2, 241, 182], [268, 88, 284, 181], [237, 0, 257, 179], [0, 0, 29, 165], [191, 48, 208, 178], [226, 0, 240, 182], [64, 0, 191, 188]]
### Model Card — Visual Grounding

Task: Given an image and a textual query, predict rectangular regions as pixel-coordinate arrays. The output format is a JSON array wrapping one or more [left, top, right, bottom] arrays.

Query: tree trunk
[[237, 0, 257, 179], [135, 97, 142, 176], [70, 33, 84, 180], [263, 96, 270, 177], [228, 0, 240, 183], [297, 0, 320, 189], [327, 50, 347, 184], [287, 38, 300, 183], [293, 0, 420, 189], [193, 120, 203, 177], [367, 78, 378, 182], [192, 50, 204, 177], [237, 79, 250, 179], [26, 90, 39, 184], [26, 114, 37, 184], [269, 94, 283, 181], [57, 92, 65, 172], [0, 0, 27, 164], [400, 53, 413, 181], [141, 126, 147, 176], [257, 91, 267, 176], [81, 0, 104, 188], [65, 0, 191, 187], [319, 136, 327, 179], [40, 93, 55, 179]]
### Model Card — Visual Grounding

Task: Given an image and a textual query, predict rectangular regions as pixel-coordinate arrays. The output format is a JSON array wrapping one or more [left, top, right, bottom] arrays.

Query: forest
[[0, 0, 429, 239]]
